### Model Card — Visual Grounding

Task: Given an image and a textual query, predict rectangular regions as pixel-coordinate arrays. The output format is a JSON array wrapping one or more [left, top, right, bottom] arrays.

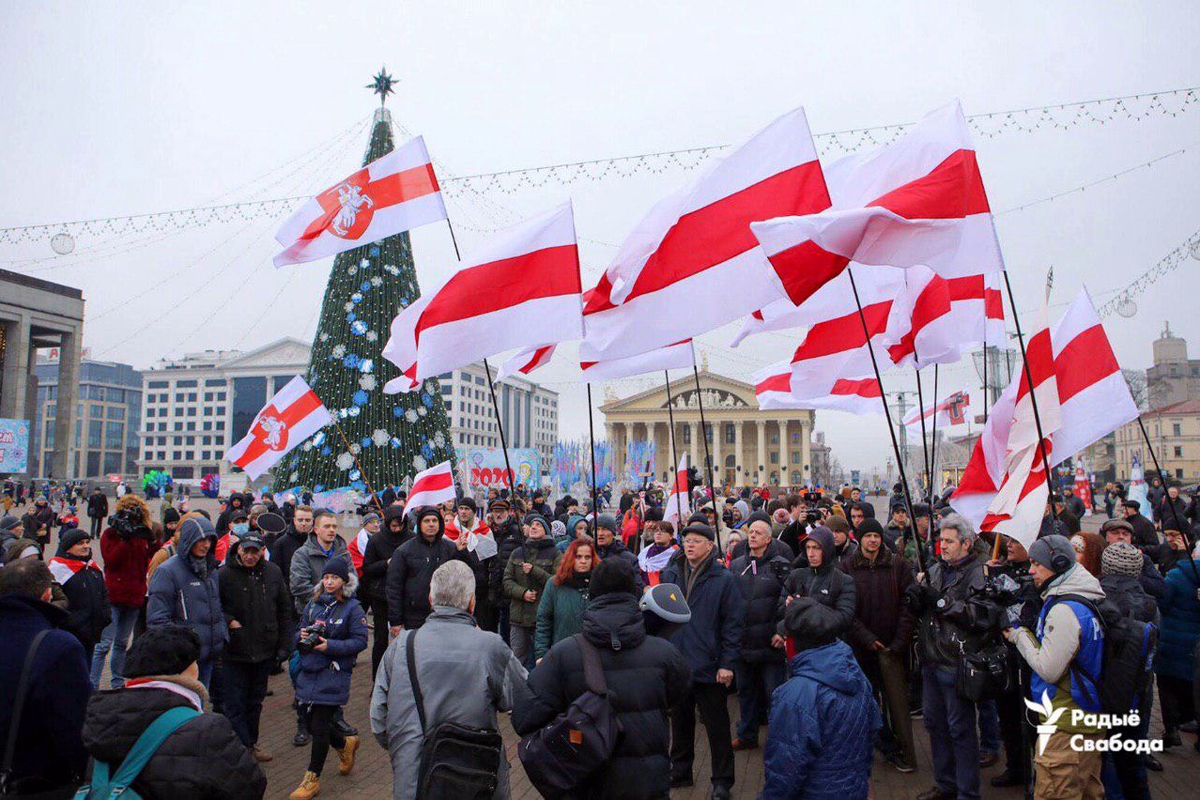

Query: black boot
[[333, 708, 358, 738], [293, 703, 311, 747]]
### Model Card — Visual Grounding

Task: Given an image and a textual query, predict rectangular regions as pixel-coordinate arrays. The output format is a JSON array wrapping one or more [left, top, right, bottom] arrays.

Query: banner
[[459, 447, 541, 490], [552, 440, 615, 496], [0, 419, 30, 474]]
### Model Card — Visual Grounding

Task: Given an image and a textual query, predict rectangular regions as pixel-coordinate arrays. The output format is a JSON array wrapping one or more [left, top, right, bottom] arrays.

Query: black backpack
[[518, 634, 623, 798], [1052, 594, 1158, 715], [405, 630, 504, 799]]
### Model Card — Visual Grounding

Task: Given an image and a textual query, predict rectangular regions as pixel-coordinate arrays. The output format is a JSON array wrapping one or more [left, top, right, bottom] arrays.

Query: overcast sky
[[2, 1, 1198, 476]]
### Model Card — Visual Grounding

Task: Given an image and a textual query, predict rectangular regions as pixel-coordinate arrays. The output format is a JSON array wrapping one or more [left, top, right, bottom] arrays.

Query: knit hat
[[826, 515, 852, 535], [681, 521, 716, 542], [1029, 534, 1076, 575], [1101, 542, 1143, 577], [856, 518, 885, 539], [362, 512, 382, 525], [0, 514, 20, 532], [522, 513, 551, 536], [550, 519, 567, 541], [746, 511, 772, 529], [124, 624, 202, 678], [162, 506, 180, 526], [457, 497, 477, 513], [57, 528, 91, 553], [322, 558, 350, 582], [590, 558, 638, 598], [595, 514, 618, 534]]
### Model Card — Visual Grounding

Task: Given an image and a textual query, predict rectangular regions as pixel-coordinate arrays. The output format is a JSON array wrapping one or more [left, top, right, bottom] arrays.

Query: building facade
[[1146, 323, 1200, 410], [138, 338, 559, 479], [600, 369, 817, 487], [1113, 398, 1200, 484], [32, 357, 142, 479], [438, 362, 559, 466], [0, 269, 85, 477]]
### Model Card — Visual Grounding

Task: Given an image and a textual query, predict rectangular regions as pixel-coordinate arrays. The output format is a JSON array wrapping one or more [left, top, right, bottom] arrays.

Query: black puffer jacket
[[489, 516, 523, 603], [385, 514, 475, 629], [82, 678, 265, 800], [361, 508, 410, 604], [267, 524, 308, 622], [513, 593, 692, 799], [776, 527, 857, 639], [729, 551, 791, 663], [217, 545, 290, 664], [51, 553, 110, 650]]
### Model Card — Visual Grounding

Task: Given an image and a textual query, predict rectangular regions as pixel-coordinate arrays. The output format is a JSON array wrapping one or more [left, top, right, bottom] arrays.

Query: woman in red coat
[[90, 494, 158, 689]]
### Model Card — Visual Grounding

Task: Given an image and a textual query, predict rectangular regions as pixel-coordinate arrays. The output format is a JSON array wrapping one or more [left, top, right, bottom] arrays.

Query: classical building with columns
[[0, 268, 85, 478], [601, 368, 816, 488]]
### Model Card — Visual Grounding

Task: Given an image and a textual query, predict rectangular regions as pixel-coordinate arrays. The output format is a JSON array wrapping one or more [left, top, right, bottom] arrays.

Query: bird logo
[[1025, 690, 1067, 755]]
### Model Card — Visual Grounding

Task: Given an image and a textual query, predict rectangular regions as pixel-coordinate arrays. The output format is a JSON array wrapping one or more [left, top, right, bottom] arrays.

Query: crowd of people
[[1, 475, 1198, 800]]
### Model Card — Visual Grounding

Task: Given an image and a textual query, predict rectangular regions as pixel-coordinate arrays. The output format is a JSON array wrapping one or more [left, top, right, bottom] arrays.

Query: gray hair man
[[370, 560, 527, 799], [905, 512, 989, 800]]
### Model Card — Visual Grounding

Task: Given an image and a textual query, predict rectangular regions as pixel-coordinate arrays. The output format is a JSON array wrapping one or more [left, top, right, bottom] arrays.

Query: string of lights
[[3, 86, 1195, 248], [1098, 227, 1200, 318]]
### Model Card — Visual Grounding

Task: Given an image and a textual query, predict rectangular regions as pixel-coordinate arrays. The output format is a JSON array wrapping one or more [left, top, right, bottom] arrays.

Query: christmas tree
[[278, 72, 456, 493]]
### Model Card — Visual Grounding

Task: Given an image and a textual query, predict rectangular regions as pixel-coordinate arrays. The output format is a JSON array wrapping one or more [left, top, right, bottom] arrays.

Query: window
[[770, 452, 779, 464], [791, 432, 800, 443], [1173, 423, 1182, 436], [216, 392, 227, 401], [176, 379, 197, 388], [107, 406, 123, 419], [204, 393, 213, 402], [105, 422, 124, 449], [1174, 446, 1183, 458], [205, 379, 225, 387], [175, 393, 186, 403], [1176, 469, 1184, 479], [203, 421, 212, 430], [216, 421, 225, 430], [102, 452, 122, 474], [173, 451, 183, 460], [88, 420, 103, 448], [174, 422, 183, 432], [146, 408, 155, 418], [792, 451, 801, 463], [724, 423, 735, 444], [147, 380, 168, 389]]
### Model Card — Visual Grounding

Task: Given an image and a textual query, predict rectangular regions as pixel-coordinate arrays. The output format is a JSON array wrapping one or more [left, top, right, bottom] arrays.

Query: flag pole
[[585, 384, 600, 522], [691, 361, 724, 546], [663, 370, 686, 525], [914, 367, 932, 501], [328, 418, 384, 514], [1000, 270, 1060, 525], [929, 363, 941, 500], [846, 266, 925, 572], [1135, 416, 1200, 584]]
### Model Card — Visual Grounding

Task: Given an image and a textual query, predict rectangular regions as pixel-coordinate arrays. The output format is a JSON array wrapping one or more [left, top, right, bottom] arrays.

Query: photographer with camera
[[92, 494, 159, 690], [289, 558, 368, 800], [904, 513, 989, 800], [1002, 534, 1106, 799]]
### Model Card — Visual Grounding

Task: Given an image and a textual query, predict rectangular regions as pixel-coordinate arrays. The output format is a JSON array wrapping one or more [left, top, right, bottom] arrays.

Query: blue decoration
[[351, 480, 366, 491], [369, 246, 380, 256], [359, 358, 374, 374], [348, 407, 361, 417], [390, 437, 402, 448], [351, 292, 363, 304], [360, 280, 371, 292], [421, 443, 433, 459], [352, 390, 369, 406], [421, 392, 434, 408], [314, 484, 325, 492], [350, 470, 362, 482], [343, 353, 361, 368], [392, 406, 404, 418], [360, 436, 372, 448], [321, 446, 332, 456], [312, 431, 326, 447], [351, 320, 368, 336]]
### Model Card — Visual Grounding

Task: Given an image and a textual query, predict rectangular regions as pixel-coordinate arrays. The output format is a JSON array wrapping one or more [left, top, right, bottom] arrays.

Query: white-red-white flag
[[663, 453, 692, 527], [884, 272, 1006, 369], [225, 376, 333, 479], [274, 137, 447, 268], [751, 101, 1003, 306], [580, 107, 830, 361], [496, 344, 557, 381], [382, 203, 583, 392], [580, 340, 694, 383], [902, 390, 972, 437], [754, 360, 882, 416], [403, 461, 457, 515]]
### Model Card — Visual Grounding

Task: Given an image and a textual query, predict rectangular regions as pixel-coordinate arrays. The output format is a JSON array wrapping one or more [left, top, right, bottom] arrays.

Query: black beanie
[[322, 557, 351, 582], [856, 518, 885, 538], [124, 624, 202, 678], [57, 527, 92, 554], [162, 506, 180, 526], [644, 507, 664, 523], [590, 557, 638, 598], [746, 511, 772, 528]]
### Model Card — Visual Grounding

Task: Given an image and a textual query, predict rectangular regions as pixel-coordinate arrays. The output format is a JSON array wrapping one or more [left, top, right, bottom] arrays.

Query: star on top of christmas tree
[[366, 67, 397, 106]]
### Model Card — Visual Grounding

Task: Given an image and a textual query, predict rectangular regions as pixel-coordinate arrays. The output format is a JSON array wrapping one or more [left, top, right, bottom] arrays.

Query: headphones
[[1049, 549, 1072, 574]]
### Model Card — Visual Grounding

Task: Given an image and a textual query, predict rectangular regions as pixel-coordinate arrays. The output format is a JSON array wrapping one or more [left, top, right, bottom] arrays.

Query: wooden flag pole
[[691, 362, 724, 546]]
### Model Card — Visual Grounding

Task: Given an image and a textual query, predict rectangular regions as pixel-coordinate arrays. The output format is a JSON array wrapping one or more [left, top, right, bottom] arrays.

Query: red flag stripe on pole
[[299, 163, 441, 243], [233, 389, 324, 467]]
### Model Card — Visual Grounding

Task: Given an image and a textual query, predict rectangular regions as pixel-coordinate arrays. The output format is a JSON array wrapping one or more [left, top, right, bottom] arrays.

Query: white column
[[733, 420, 743, 486], [801, 417, 812, 487], [757, 420, 767, 485], [53, 329, 81, 479], [710, 419, 722, 487], [690, 421, 700, 470]]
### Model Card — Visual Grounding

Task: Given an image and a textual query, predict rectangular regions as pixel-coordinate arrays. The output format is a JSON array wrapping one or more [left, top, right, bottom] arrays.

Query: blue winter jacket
[[1155, 559, 1200, 681], [295, 592, 368, 706], [658, 549, 743, 683], [761, 640, 881, 800], [147, 516, 225, 662]]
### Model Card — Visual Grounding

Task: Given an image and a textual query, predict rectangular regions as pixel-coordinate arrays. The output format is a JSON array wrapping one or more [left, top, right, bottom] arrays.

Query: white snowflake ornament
[[405, 409, 418, 423], [372, 429, 390, 447], [336, 452, 354, 470], [359, 375, 377, 391]]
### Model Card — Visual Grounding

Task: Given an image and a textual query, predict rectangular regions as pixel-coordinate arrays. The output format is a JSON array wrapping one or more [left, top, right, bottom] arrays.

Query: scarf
[[638, 543, 677, 574], [189, 555, 208, 579]]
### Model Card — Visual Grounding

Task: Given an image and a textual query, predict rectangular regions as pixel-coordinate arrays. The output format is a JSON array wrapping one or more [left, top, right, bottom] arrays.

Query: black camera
[[107, 508, 152, 541], [297, 621, 327, 653], [970, 572, 1031, 631], [803, 491, 821, 505], [804, 509, 821, 526]]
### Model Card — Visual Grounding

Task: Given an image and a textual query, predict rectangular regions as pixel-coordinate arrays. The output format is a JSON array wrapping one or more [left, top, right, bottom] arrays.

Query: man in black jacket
[[361, 505, 409, 676], [488, 498, 521, 644], [513, 559, 691, 800], [86, 487, 109, 538], [1120, 500, 1160, 553], [81, 623, 265, 799], [218, 534, 290, 762], [268, 505, 314, 619], [48, 528, 110, 658], [386, 507, 475, 633], [776, 526, 857, 636]]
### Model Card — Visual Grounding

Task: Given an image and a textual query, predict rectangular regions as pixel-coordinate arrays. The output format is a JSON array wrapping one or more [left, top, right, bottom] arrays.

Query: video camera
[[106, 508, 153, 541], [969, 571, 1033, 633]]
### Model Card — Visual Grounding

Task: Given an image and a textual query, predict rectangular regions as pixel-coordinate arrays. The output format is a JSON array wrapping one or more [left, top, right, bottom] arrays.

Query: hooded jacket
[[513, 593, 692, 799], [295, 591, 368, 706], [729, 549, 792, 663], [761, 640, 881, 800], [503, 534, 560, 628], [533, 571, 591, 661], [49, 545, 110, 650], [361, 506, 411, 604], [288, 532, 358, 616], [146, 518, 225, 663], [371, 606, 527, 800], [385, 511, 473, 629], [218, 543, 290, 664], [658, 548, 744, 683], [1008, 564, 1105, 734], [81, 675, 265, 799], [776, 527, 857, 646]]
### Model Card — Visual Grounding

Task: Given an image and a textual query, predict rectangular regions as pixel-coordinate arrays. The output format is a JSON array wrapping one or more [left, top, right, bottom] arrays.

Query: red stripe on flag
[[1054, 325, 1120, 404], [870, 149, 991, 220], [419, 245, 581, 332], [755, 372, 791, 394], [520, 345, 554, 374], [793, 301, 892, 363], [234, 390, 324, 467], [887, 276, 952, 363], [624, 161, 831, 302], [946, 275, 983, 301], [301, 163, 441, 243], [831, 378, 881, 398], [1015, 327, 1055, 403], [769, 240, 851, 307], [410, 469, 454, 497]]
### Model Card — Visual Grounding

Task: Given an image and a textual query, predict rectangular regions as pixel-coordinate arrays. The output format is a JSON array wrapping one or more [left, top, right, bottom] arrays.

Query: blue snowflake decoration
[[311, 431, 326, 447], [360, 436, 372, 449], [320, 446, 332, 456], [346, 312, 357, 323], [360, 280, 371, 292], [348, 406, 361, 417], [392, 406, 405, 418], [350, 292, 363, 304], [369, 246, 380, 256], [351, 320, 368, 336], [350, 470, 362, 482], [390, 437, 402, 448], [421, 443, 434, 459], [343, 353, 361, 368], [351, 480, 366, 491], [352, 390, 369, 406], [421, 392, 434, 408], [359, 359, 374, 374]]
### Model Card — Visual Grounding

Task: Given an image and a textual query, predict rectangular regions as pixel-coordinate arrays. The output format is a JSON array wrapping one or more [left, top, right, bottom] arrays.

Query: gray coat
[[288, 533, 358, 615], [369, 606, 528, 800]]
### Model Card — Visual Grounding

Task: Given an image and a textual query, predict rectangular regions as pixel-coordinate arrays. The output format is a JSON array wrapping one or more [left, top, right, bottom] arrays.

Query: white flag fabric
[[882, 269, 1006, 369], [902, 391, 972, 437], [753, 360, 882, 415], [402, 461, 457, 515], [750, 101, 1003, 306], [225, 376, 332, 479], [274, 136, 447, 267], [580, 340, 695, 383], [663, 454, 692, 527], [382, 203, 583, 392], [496, 344, 557, 381], [580, 107, 830, 361]]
